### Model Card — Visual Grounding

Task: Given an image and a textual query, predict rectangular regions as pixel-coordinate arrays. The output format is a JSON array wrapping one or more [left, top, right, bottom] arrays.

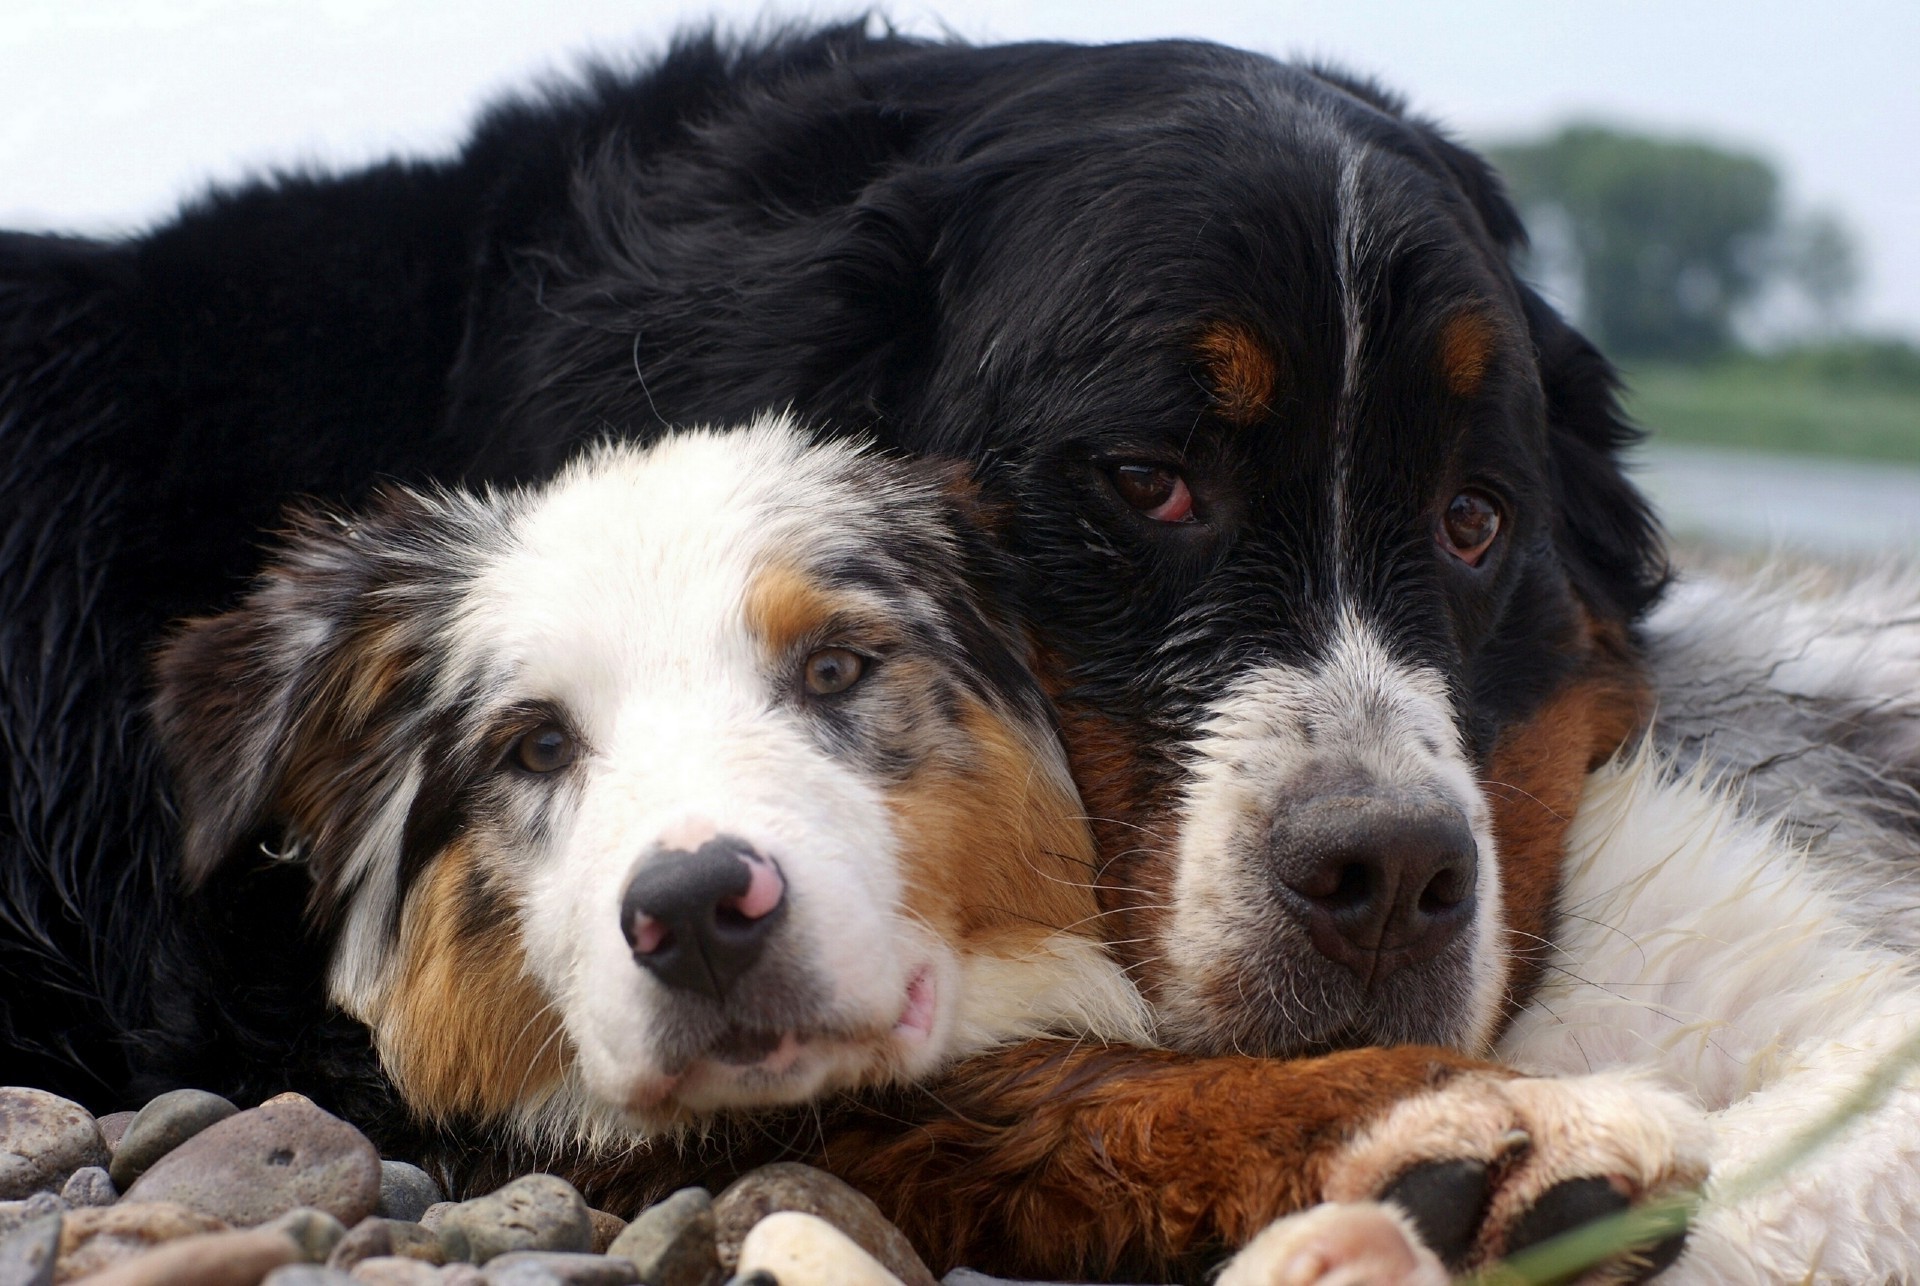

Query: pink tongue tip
[[895, 968, 937, 1042]]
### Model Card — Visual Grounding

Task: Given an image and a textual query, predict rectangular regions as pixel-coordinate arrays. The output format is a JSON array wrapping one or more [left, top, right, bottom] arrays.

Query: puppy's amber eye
[[804, 648, 866, 696], [1440, 490, 1501, 566], [1110, 464, 1195, 523], [511, 725, 577, 774]]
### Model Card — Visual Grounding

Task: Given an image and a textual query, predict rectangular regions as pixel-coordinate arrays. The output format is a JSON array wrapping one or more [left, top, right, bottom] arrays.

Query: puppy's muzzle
[[622, 836, 788, 1002], [1269, 787, 1477, 985]]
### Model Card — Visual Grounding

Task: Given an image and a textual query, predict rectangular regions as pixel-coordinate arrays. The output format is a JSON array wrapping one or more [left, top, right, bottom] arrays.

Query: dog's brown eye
[[1110, 464, 1195, 523], [804, 648, 866, 696], [511, 725, 576, 774], [1441, 490, 1501, 566]]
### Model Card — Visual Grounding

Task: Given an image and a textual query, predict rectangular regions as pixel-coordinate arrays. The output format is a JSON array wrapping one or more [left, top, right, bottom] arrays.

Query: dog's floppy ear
[[152, 490, 481, 887]]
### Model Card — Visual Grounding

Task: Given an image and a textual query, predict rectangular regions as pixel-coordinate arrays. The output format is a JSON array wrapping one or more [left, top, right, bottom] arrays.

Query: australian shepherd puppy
[[151, 414, 1150, 1144]]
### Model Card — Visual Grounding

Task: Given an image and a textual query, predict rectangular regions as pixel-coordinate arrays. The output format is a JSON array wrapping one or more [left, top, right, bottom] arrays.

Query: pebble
[[329, 1217, 447, 1271], [63, 1164, 118, 1206], [98, 1112, 139, 1153], [61, 1224, 301, 1286], [607, 1187, 716, 1286], [0, 1191, 67, 1239], [272, 1206, 350, 1263], [122, 1098, 382, 1227], [0, 1212, 60, 1286], [420, 1202, 459, 1234], [0, 1087, 110, 1199], [379, 1161, 446, 1223], [110, 1088, 241, 1189], [55, 1200, 230, 1277], [438, 1174, 593, 1265], [713, 1164, 937, 1286], [265, 1268, 362, 1286], [586, 1209, 626, 1255], [481, 1250, 639, 1284], [348, 1258, 445, 1286], [738, 1212, 907, 1286]]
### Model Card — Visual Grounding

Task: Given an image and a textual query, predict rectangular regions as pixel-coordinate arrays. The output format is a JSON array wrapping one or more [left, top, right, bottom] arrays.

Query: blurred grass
[[1620, 340, 1920, 463]]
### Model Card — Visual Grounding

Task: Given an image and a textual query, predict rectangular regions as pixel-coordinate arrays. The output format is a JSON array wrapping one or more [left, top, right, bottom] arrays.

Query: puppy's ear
[[151, 491, 478, 887], [1521, 287, 1669, 623]]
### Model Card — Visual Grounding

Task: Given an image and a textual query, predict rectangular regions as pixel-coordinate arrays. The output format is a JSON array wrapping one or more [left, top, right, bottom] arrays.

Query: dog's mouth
[[622, 965, 941, 1114]]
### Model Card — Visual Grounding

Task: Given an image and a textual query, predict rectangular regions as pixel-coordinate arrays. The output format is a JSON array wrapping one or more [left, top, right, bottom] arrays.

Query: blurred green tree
[[1490, 126, 1804, 359]]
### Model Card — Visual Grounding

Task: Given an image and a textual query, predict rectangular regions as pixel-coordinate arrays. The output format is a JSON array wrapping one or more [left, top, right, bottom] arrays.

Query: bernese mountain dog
[[2, 19, 1843, 1283]]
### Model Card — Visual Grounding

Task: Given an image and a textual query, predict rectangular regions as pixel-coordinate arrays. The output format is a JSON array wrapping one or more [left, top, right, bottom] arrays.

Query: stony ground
[[0, 1084, 1058, 1286]]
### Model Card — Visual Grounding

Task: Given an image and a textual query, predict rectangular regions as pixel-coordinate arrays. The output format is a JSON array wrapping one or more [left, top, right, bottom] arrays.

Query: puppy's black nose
[[1271, 791, 1477, 984], [622, 836, 786, 1002]]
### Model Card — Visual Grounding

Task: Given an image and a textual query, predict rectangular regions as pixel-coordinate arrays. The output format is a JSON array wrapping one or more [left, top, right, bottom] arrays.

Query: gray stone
[[110, 1088, 240, 1189], [439, 1174, 592, 1265], [264, 1268, 362, 1286], [608, 1187, 716, 1286], [349, 1257, 450, 1285], [712, 1165, 936, 1286], [0, 1191, 67, 1239], [53, 1200, 230, 1277], [587, 1209, 626, 1255], [0, 1087, 109, 1199], [420, 1202, 459, 1233], [0, 1212, 60, 1286], [98, 1112, 138, 1153], [328, 1217, 447, 1271], [482, 1251, 640, 1284], [380, 1161, 446, 1223], [122, 1098, 382, 1227], [66, 1225, 303, 1285], [62, 1164, 118, 1206], [271, 1206, 350, 1263]]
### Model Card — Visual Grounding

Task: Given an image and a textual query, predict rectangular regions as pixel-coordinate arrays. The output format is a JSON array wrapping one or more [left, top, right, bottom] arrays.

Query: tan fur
[[1437, 309, 1496, 398], [887, 697, 1102, 953], [377, 841, 568, 1120], [1196, 321, 1281, 425], [745, 562, 863, 659]]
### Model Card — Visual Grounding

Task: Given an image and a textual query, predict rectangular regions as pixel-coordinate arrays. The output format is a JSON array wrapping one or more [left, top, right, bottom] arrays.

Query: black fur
[[0, 24, 1660, 1124]]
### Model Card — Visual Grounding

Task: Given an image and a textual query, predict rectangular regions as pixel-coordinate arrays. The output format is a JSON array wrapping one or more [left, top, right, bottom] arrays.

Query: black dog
[[0, 24, 1667, 1274]]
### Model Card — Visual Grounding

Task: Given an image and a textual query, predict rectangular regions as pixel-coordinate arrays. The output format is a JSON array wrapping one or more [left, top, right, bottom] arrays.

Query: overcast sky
[[6, 0, 1917, 337]]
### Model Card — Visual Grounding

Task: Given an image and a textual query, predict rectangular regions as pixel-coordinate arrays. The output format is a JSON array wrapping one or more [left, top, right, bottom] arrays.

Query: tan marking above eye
[[1437, 310, 1496, 398], [1195, 321, 1280, 426]]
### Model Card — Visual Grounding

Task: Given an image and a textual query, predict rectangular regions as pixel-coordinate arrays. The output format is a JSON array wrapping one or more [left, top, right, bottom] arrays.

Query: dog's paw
[[1321, 1072, 1708, 1282], [1218, 1203, 1449, 1286]]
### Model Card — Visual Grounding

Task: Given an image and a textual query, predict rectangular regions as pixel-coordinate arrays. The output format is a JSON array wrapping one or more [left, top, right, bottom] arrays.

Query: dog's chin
[[1157, 941, 1492, 1059], [589, 966, 947, 1121]]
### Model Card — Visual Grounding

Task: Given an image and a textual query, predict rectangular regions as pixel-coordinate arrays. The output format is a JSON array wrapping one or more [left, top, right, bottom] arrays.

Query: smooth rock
[[0, 1087, 109, 1199], [739, 1212, 906, 1286], [438, 1174, 592, 1265], [110, 1088, 241, 1189], [349, 1257, 451, 1285], [379, 1162, 446, 1224], [271, 1206, 350, 1263], [264, 1092, 317, 1109], [55, 1200, 229, 1277], [265, 1268, 362, 1286], [63, 1225, 300, 1285], [0, 1191, 67, 1239], [420, 1203, 458, 1234], [608, 1187, 715, 1286], [329, 1217, 447, 1271], [98, 1113, 138, 1153], [482, 1251, 639, 1284], [122, 1098, 382, 1227], [0, 1213, 60, 1286], [712, 1165, 936, 1286], [586, 1209, 626, 1255], [62, 1164, 118, 1207]]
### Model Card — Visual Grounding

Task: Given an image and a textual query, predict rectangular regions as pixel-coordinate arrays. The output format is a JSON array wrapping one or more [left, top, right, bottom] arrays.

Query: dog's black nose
[[622, 836, 786, 1002], [1271, 791, 1477, 984]]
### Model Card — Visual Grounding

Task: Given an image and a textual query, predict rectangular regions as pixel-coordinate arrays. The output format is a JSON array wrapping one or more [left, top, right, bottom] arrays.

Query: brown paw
[[1322, 1073, 1707, 1282], [1219, 1203, 1450, 1286]]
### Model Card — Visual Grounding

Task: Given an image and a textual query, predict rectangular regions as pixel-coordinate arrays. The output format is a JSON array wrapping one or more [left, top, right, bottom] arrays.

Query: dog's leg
[[818, 1040, 1706, 1282]]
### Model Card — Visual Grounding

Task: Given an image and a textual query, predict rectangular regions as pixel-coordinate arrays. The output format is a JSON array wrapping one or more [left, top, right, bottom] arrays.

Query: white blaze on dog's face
[[153, 416, 1146, 1145]]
